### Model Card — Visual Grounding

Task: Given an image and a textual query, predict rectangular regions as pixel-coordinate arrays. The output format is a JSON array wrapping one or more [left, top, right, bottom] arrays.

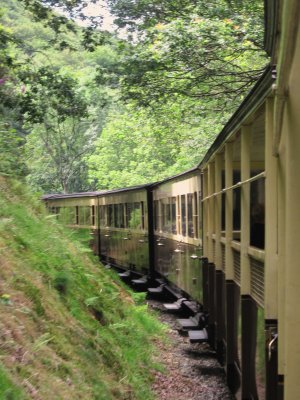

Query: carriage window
[[159, 200, 163, 231], [221, 170, 226, 236], [108, 205, 113, 227], [161, 198, 171, 233], [119, 204, 125, 228], [171, 197, 177, 234], [250, 178, 265, 249], [61, 207, 70, 224], [79, 207, 85, 225], [166, 202, 171, 233], [67, 207, 76, 225], [79, 206, 91, 225], [221, 193, 226, 234], [177, 195, 181, 234], [233, 187, 241, 235], [91, 205, 95, 226], [85, 207, 91, 225], [76, 206, 79, 225], [113, 204, 119, 227], [233, 170, 241, 240], [141, 202, 145, 230], [125, 203, 131, 227], [50, 206, 58, 215], [181, 195, 186, 236], [187, 193, 194, 238], [58, 207, 66, 224], [161, 199, 166, 231], [193, 192, 198, 239], [160, 197, 177, 234], [99, 206, 106, 226], [126, 202, 141, 229], [199, 192, 202, 238], [154, 200, 159, 231], [55, 207, 60, 220]]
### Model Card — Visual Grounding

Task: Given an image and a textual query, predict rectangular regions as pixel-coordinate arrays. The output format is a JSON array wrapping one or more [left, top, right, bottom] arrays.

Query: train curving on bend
[[43, 1, 300, 400]]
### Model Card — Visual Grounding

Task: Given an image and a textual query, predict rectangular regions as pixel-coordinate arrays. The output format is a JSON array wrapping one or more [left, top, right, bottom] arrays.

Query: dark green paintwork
[[154, 236, 203, 302], [100, 229, 149, 275]]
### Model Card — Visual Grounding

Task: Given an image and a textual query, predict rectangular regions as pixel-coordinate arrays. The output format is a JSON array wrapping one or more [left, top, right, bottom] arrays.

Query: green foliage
[[111, 3, 267, 111], [19, 0, 107, 51], [20, 67, 88, 124], [257, 307, 266, 383], [0, 0, 122, 192], [0, 13, 28, 179], [53, 271, 70, 294], [17, 279, 45, 316], [107, 0, 264, 39], [0, 125, 27, 177], [87, 102, 224, 188], [69, 227, 93, 247], [1, 0, 268, 193], [85, 0, 268, 189], [131, 291, 147, 305], [0, 366, 26, 400], [107, 0, 198, 31]]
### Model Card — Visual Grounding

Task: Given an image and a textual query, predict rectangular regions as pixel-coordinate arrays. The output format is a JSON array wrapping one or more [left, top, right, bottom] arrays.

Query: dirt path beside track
[[149, 300, 234, 400]]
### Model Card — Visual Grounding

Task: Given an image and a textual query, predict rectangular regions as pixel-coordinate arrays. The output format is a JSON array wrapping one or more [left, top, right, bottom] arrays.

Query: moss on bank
[[0, 177, 165, 400]]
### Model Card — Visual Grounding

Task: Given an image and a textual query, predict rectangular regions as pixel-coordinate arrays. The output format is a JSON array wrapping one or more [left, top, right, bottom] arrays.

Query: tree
[[0, 12, 28, 177], [1, 0, 120, 191], [107, 0, 264, 39], [25, 118, 98, 192], [104, 0, 267, 112], [20, 66, 109, 193], [18, 0, 110, 51], [1, 0, 269, 193], [87, 101, 224, 189]]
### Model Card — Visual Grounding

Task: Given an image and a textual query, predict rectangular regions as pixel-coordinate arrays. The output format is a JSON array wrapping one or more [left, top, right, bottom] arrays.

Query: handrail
[[202, 171, 266, 202]]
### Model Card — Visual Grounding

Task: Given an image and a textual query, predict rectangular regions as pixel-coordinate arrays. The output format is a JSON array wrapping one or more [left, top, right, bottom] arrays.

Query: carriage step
[[182, 300, 199, 315], [118, 270, 131, 280], [163, 297, 187, 311], [148, 284, 165, 294], [131, 276, 148, 290], [188, 328, 208, 343], [131, 276, 148, 285], [177, 312, 206, 330], [147, 284, 169, 299], [118, 270, 130, 277]]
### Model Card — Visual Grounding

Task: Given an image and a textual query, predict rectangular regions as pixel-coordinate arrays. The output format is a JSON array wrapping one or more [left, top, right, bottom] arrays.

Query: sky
[[55, 1, 130, 38], [74, 0, 116, 31]]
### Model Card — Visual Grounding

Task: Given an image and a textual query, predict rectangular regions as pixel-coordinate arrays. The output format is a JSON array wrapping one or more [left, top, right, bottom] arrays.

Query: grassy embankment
[[0, 177, 166, 400]]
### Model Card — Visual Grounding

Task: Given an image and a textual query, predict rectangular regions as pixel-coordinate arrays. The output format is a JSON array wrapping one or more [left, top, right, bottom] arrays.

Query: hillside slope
[[0, 177, 164, 400]]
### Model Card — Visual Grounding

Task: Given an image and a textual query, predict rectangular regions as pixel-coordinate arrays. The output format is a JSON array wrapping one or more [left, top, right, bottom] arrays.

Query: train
[[43, 1, 300, 400]]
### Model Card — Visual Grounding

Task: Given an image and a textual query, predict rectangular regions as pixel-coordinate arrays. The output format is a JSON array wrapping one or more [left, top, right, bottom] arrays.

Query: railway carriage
[[265, 1, 300, 399], [151, 168, 203, 302], [198, 1, 300, 399], [44, 185, 155, 280], [199, 66, 274, 400], [97, 185, 153, 278], [42, 192, 102, 254]]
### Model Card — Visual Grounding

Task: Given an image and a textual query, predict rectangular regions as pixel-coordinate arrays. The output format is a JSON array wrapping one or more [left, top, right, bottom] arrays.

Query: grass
[[0, 366, 26, 400], [0, 177, 166, 400], [68, 227, 93, 249]]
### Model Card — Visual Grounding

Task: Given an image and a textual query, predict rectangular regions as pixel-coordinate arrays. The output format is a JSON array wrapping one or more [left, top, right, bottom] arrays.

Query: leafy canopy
[[0, 0, 269, 192], [87, 101, 225, 189], [0, 0, 119, 192]]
